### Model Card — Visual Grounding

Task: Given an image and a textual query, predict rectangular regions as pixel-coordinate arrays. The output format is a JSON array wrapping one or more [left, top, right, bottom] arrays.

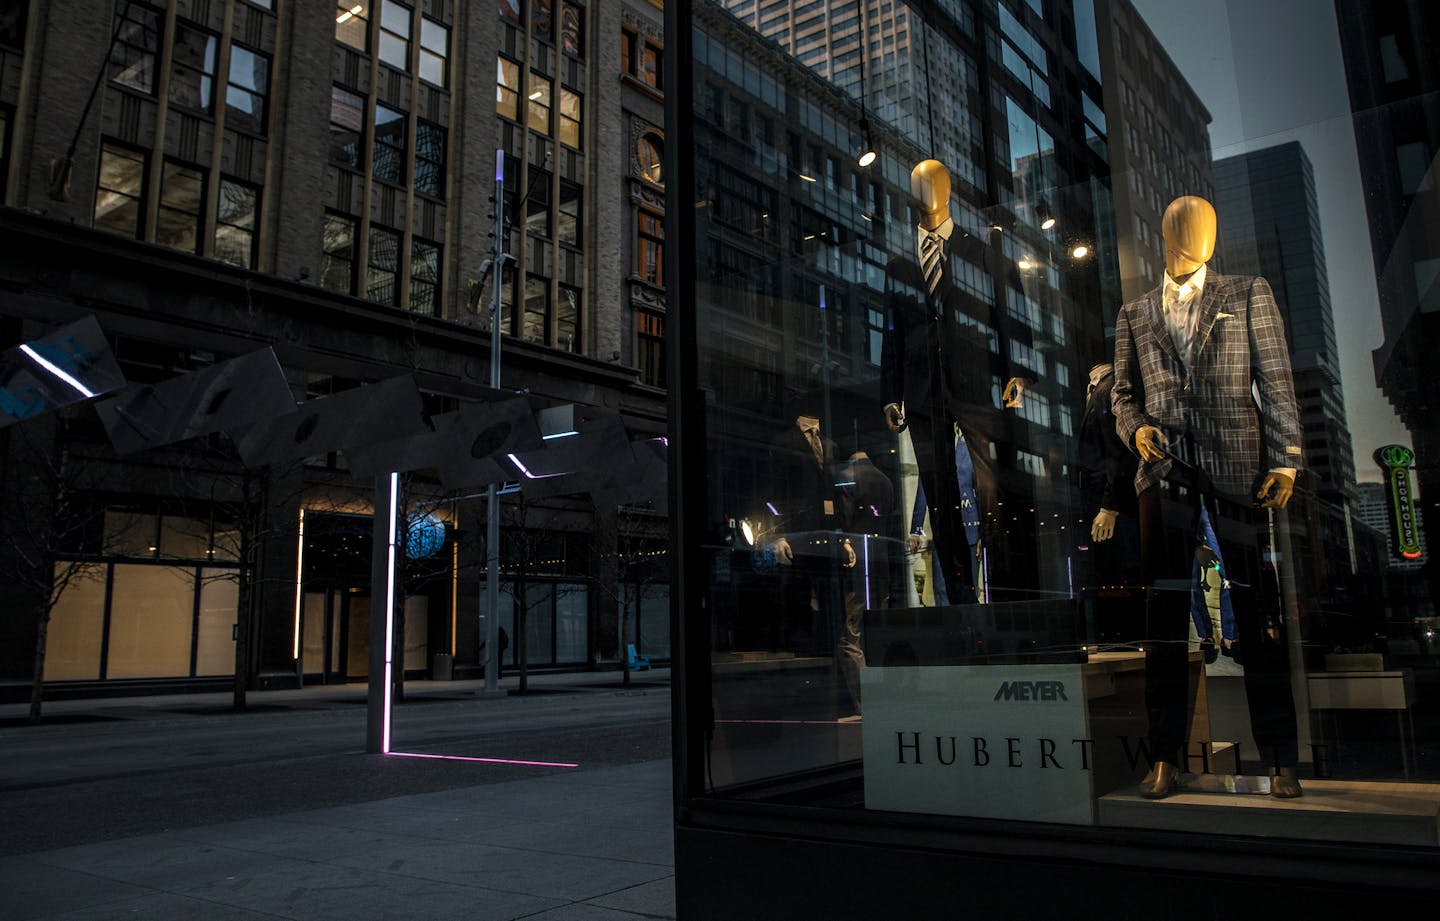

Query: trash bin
[[432, 652, 454, 680]]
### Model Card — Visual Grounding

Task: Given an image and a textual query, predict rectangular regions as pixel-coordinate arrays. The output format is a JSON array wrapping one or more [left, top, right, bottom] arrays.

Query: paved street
[[0, 672, 675, 920]]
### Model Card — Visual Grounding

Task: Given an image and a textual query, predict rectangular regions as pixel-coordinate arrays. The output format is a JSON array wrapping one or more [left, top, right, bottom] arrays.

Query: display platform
[[1099, 779, 1440, 847]]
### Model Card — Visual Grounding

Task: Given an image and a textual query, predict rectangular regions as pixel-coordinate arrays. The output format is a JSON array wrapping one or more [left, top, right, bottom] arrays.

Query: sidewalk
[[0, 671, 676, 921]]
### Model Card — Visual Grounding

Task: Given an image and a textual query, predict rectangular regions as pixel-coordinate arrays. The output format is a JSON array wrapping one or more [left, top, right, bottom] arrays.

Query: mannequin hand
[[1002, 377, 1026, 409], [774, 537, 793, 565], [883, 402, 907, 433], [1257, 471, 1294, 509], [1091, 508, 1117, 542], [842, 540, 856, 568], [1135, 425, 1169, 462], [906, 534, 923, 554]]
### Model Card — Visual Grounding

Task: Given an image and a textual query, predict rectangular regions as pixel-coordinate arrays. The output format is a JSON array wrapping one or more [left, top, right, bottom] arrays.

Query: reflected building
[[1334, 0, 1440, 605], [0, 1, 669, 696]]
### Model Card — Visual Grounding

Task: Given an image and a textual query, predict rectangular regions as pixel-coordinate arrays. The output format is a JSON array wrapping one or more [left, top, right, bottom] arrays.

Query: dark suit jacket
[[766, 422, 840, 537], [1078, 370, 1138, 516], [1112, 273, 1303, 500], [881, 232, 1021, 426]]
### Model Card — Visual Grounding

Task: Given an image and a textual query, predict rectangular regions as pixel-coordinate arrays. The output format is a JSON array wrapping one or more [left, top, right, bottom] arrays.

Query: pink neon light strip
[[715, 719, 862, 726], [388, 751, 579, 768]]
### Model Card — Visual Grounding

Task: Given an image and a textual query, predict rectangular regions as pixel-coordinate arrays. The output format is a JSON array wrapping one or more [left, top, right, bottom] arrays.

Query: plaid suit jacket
[[1111, 273, 1303, 500]]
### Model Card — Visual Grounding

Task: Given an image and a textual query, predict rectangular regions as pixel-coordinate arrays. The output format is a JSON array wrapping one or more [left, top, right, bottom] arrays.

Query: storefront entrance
[[301, 588, 370, 683]]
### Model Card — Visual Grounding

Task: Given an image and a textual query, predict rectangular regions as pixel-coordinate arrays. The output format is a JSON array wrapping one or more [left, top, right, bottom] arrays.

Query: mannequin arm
[[1134, 425, 1169, 462], [1256, 471, 1294, 509]]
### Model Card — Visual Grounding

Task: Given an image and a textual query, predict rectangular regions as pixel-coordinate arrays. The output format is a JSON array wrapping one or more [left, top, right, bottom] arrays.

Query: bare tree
[[587, 505, 668, 688]]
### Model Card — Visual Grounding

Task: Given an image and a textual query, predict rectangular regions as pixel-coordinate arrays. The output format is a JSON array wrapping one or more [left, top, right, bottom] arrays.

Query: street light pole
[[482, 149, 508, 699]]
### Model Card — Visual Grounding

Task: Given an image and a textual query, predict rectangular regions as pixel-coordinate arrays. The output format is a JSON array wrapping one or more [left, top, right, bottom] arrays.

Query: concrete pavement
[[0, 671, 676, 921]]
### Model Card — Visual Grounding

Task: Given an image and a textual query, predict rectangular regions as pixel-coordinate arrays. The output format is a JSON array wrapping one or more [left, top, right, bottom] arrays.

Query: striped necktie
[[921, 231, 945, 297]]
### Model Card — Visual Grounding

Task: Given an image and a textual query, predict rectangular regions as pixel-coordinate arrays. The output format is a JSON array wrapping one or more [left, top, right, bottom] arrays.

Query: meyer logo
[[993, 680, 1068, 702]]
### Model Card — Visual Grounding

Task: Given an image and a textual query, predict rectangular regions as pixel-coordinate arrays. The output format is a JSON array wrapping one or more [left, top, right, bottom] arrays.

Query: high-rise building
[[1092, 0, 1215, 303], [1213, 142, 1358, 495], [0, 0, 669, 696], [1333, 0, 1439, 602]]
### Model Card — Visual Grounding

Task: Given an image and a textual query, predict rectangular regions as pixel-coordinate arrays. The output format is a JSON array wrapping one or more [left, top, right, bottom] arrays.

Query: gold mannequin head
[[911, 160, 952, 229], [1161, 196, 1217, 280]]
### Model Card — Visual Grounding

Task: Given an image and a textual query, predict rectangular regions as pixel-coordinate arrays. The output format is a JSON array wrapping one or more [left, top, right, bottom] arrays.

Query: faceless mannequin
[[1133, 196, 1293, 510]]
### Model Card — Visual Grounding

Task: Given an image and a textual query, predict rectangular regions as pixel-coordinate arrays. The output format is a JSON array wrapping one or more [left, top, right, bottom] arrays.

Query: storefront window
[[677, 0, 1440, 860]]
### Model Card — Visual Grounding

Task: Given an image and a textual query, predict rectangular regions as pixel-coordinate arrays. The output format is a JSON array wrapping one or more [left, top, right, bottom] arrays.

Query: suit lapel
[[1143, 290, 1182, 368], [1187, 275, 1225, 369]]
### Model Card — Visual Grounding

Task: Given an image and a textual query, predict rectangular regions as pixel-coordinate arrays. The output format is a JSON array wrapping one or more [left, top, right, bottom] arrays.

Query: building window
[[419, 17, 448, 87], [499, 0, 521, 25], [527, 72, 552, 135], [330, 86, 365, 169], [410, 238, 440, 315], [373, 104, 407, 185], [526, 166, 551, 237], [157, 161, 205, 254], [638, 209, 664, 285], [110, 1, 161, 94], [226, 45, 269, 134], [169, 24, 217, 113], [497, 57, 521, 120], [559, 87, 582, 149], [561, 2, 584, 56], [415, 119, 445, 198], [533, 0, 553, 41], [636, 310, 664, 387], [558, 285, 580, 353], [379, 0, 411, 70], [558, 180, 581, 246], [321, 213, 357, 294], [368, 224, 401, 305], [623, 28, 662, 91], [215, 179, 258, 269], [638, 133, 663, 184], [523, 274, 549, 344], [94, 143, 147, 239], [335, 3, 368, 51]]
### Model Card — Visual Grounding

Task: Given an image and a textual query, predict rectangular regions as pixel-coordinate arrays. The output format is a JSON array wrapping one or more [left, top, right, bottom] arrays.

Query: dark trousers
[[779, 542, 846, 656], [909, 410, 998, 604], [1138, 484, 1299, 769]]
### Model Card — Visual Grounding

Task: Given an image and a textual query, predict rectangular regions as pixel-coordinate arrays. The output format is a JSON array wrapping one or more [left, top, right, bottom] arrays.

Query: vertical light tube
[[862, 534, 871, 610], [291, 509, 307, 662], [450, 541, 459, 656], [382, 471, 399, 754]]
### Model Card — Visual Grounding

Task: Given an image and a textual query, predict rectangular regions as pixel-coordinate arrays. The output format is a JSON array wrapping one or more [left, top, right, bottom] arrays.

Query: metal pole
[[367, 472, 399, 753], [482, 150, 507, 698]]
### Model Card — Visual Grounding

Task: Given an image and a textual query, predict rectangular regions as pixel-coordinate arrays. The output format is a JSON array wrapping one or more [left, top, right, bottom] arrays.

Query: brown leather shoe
[[1271, 766, 1303, 798], [1139, 761, 1181, 798]]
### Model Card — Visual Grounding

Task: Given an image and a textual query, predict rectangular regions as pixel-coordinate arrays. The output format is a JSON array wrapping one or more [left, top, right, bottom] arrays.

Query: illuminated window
[[94, 143, 147, 239], [109, 0, 161, 94], [226, 44, 270, 134], [379, 0, 410, 70], [621, 28, 662, 91], [497, 57, 521, 120], [527, 72, 552, 134], [419, 18, 448, 87], [321, 213, 357, 294], [169, 24, 217, 113], [638, 209, 664, 285], [215, 179, 259, 269], [335, 3, 368, 51], [559, 87, 582, 148], [157, 161, 205, 254], [638, 133, 663, 184]]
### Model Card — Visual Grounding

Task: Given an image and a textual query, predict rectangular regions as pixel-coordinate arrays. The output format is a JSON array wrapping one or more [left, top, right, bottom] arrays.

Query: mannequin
[[1112, 195, 1304, 799], [881, 159, 1026, 603]]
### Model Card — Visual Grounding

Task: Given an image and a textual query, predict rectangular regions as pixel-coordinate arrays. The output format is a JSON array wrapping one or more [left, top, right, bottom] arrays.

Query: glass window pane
[[523, 274, 548, 344], [330, 86, 365, 168], [94, 145, 146, 238], [527, 73, 552, 134], [373, 104, 406, 184], [104, 510, 156, 557], [556, 583, 587, 663], [335, 3, 369, 51], [194, 570, 237, 676], [43, 564, 108, 681], [321, 214, 356, 294], [367, 225, 400, 305], [497, 57, 520, 119], [524, 583, 553, 664], [557, 285, 579, 352], [107, 565, 195, 678], [159, 515, 211, 560], [169, 26, 216, 112], [559, 88, 581, 148], [561, 2, 584, 57], [499, 0, 520, 24], [403, 595, 428, 670]]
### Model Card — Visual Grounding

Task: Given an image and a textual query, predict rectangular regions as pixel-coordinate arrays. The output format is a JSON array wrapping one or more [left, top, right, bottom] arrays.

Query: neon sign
[[1374, 445, 1422, 561]]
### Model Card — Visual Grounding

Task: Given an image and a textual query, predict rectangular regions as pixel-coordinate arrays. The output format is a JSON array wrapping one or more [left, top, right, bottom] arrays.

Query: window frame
[[93, 141, 149, 240], [414, 119, 446, 199], [558, 87, 583, 150], [637, 207, 665, 286], [214, 178, 260, 269], [320, 212, 359, 295], [156, 159, 207, 256], [225, 42, 271, 136], [409, 237, 441, 316], [372, 103, 408, 187], [335, 2, 370, 52], [168, 21, 219, 115], [329, 85, 367, 170], [109, 0, 163, 95], [366, 223, 403, 306], [378, 0, 411, 71], [497, 56, 522, 121], [418, 17, 448, 87]]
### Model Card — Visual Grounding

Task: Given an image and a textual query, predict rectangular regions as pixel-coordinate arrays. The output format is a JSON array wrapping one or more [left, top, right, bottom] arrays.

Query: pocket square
[[1215, 311, 1234, 319]]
